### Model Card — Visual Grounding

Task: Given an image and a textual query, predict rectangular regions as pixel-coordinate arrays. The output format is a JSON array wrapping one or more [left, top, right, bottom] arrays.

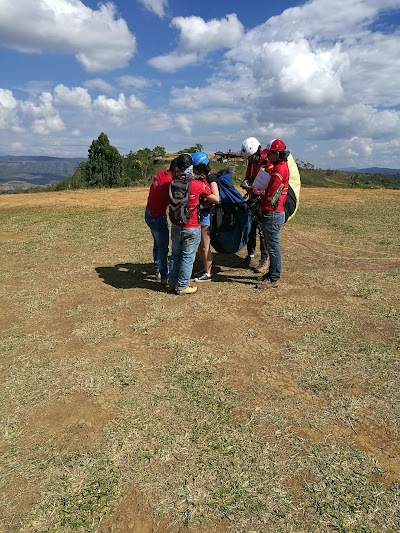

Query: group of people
[[145, 137, 291, 294], [144, 151, 219, 295]]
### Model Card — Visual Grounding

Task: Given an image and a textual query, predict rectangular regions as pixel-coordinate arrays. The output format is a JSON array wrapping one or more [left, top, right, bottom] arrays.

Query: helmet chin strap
[[253, 149, 261, 163]]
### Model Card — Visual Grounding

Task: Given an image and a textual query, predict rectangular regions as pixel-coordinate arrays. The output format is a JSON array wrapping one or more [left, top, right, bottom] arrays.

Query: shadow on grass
[[96, 253, 258, 290], [194, 252, 260, 286], [95, 262, 167, 292]]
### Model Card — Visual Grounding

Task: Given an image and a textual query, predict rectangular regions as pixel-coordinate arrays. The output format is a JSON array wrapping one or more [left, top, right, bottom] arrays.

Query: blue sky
[[1, 0, 400, 169]]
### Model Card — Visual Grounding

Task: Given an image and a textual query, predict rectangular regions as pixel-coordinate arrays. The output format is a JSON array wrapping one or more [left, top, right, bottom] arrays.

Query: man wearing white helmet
[[240, 137, 269, 272]]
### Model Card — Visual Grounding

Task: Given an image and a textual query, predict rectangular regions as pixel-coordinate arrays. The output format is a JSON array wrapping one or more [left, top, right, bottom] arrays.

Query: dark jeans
[[247, 216, 267, 259], [145, 209, 169, 278], [260, 211, 285, 281]]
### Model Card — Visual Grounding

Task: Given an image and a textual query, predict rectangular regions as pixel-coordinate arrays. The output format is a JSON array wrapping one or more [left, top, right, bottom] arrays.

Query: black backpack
[[169, 175, 197, 225]]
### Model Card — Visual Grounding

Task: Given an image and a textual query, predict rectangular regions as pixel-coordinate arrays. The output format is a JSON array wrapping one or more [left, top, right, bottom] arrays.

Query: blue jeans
[[145, 209, 169, 278], [260, 211, 285, 281], [169, 225, 201, 290]]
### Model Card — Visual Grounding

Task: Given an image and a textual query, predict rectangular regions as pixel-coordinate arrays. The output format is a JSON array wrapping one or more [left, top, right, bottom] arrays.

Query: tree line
[[47, 132, 399, 192], [48, 132, 203, 191]]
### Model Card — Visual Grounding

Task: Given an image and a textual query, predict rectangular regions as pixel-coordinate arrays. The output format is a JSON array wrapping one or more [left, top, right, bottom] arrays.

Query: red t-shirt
[[183, 179, 212, 228], [245, 148, 269, 183], [256, 160, 289, 212], [146, 169, 172, 216]]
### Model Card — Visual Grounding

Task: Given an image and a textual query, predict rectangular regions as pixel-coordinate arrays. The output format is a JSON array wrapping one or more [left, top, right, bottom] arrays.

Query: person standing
[[240, 137, 269, 273], [191, 151, 220, 283], [251, 139, 290, 288], [145, 155, 192, 285], [168, 155, 219, 295]]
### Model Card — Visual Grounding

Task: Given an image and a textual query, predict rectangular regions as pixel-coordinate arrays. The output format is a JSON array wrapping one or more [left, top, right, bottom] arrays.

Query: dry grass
[[0, 187, 399, 532]]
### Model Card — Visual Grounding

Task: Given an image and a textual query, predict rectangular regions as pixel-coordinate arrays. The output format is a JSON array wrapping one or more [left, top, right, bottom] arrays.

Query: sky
[[1, 0, 400, 169]]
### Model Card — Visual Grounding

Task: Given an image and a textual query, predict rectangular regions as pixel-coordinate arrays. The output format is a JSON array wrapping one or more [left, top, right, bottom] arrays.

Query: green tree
[[85, 132, 123, 188], [153, 145, 166, 159], [124, 146, 165, 183], [178, 143, 203, 154]]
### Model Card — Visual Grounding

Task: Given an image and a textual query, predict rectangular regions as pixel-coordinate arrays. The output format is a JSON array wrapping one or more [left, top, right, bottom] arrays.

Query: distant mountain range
[[338, 166, 400, 175], [0, 155, 86, 192]]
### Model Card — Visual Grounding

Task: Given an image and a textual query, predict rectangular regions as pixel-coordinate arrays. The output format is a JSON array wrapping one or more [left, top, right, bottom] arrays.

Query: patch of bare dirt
[[24, 392, 118, 452]]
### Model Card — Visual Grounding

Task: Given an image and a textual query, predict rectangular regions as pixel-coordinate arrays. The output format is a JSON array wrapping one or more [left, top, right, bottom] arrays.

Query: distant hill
[[0, 156, 86, 192], [339, 166, 400, 175]]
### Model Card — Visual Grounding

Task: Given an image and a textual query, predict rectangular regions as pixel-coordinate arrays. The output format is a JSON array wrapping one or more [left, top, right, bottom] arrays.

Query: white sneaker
[[194, 273, 212, 282]]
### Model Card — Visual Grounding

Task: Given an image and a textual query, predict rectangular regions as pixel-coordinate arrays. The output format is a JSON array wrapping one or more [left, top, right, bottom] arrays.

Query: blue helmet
[[191, 151, 209, 167]]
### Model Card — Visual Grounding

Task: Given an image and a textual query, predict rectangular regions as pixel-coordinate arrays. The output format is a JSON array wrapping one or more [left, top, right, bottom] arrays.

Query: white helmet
[[240, 137, 261, 158]]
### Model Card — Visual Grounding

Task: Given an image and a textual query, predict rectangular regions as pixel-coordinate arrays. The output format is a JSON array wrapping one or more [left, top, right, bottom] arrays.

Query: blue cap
[[191, 151, 209, 167]]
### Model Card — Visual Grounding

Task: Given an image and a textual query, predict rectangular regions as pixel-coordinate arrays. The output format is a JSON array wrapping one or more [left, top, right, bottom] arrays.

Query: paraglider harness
[[242, 150, 300, 223], [240, 182, 264, 246], [208, 169, 252, 254]]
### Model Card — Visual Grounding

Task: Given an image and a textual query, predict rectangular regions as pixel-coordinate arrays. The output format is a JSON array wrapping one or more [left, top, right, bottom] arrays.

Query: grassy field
[[0, 187, 399, 532]]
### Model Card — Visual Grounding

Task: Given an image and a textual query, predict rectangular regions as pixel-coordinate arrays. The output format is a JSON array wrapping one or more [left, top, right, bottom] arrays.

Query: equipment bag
[[210, 168, 252, 254], [169, 176, 196, 225]]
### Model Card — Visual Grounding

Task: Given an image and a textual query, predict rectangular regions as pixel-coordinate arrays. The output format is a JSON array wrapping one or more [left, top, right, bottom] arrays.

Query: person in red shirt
[[191, 151, 220, 283], [145, 155, 192, 285], [240, 137, 269, 272], [252, 139, 290, 288], [168, 157, 219, 295]]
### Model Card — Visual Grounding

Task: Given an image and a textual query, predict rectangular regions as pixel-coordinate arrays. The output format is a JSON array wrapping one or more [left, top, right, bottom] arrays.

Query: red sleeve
[[200, 181, 212, 197], [244, 161, 252, 180], [265, 169, 286, 197]]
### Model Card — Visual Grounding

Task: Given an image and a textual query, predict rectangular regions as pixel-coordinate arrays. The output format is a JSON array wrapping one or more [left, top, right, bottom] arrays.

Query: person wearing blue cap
[[191, 151, 220, 282]]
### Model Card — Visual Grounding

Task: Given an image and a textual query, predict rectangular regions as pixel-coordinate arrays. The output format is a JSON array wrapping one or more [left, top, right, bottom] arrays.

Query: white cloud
[[148, 14, 244, 72], [309, 104, 400, 141], [252, 40, 346, 107], [0, 89, 17, 111], [92, 93, 147, 124], [19, 92, 65, 134], [54, 85, 92, 108], [170, 83, 241, 109], [328, 137, 374, 160], [137, 0, 168, 18], [94, 93, 129, 115], [175, 115, 192, 135], [0, 0, 136, 72], [148, 52, 199, 73], [118, 75, 154, 89], [32, 114, 65, 135], [0, 88, 20, 130], [84, 78, 114, 93], [172, 14, 244, 52], [195, 108, 246, 127], [128, 95, 147, 111]]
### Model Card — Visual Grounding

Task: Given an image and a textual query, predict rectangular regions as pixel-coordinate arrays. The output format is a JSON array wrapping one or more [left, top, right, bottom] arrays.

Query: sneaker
[[252, 258, 267, 274], [241, 256, 256, 268], [255, 279, 279, 289], [192, 269, 205, 278], [156, 272, 161, 280], [194, 273, 212, 283], [176, 286, 198, 295], [167, 285, 176, 293]]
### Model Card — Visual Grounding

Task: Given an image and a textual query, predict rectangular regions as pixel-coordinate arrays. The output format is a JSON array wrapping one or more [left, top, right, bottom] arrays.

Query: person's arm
[[203, 189, 219, 204], [202, 181, 219, 208]]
